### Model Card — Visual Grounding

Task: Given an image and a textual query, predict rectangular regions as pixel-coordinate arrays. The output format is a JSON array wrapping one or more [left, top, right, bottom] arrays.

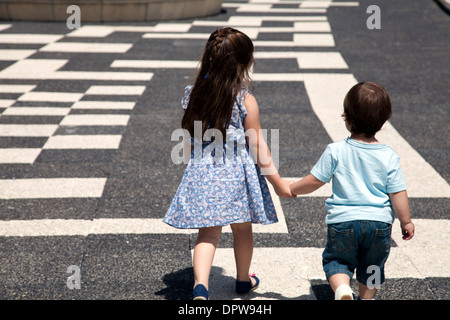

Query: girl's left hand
[[275, 179, 296, 199]]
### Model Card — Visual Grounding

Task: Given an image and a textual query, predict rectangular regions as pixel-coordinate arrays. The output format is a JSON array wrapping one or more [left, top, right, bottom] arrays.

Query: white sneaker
[[335, 284, 354, 300]]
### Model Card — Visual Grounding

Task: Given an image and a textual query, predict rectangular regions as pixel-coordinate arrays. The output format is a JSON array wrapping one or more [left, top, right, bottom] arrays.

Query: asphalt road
[[0, 0, 448, 303]]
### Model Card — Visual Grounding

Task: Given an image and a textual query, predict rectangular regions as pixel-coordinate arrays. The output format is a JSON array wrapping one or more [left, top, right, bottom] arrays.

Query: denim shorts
[[322, 220, 392, 286]]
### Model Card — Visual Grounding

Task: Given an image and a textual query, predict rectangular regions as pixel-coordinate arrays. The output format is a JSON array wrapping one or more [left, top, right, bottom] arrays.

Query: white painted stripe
[[0, 218, 188, 237], [2, 107, 71, 116], [18, 91, 83, 102], [0, 24, 12, 32], [0, 218, 279, 237], [60, 114, 130, 126], [71, 101, 136, 110], [0, 178, 107, 199], [0, 124, 58, 137], [150, 23, 193, 32], [0, 34, 63, 44], [230, 3, 327, 13], [66, 24, 192, 38], [293, 21, 331, 32], [0, 219, 93, 237], [294, 33, 335, 46], [0, 84, 36, 93], [0, 59, 153, 81], [251, 73, 305, 81], [254, 52, 348, 69], [0, 99, 15, 107], [142, 33, 211, 40], [0, 49, 36, 61], [302, 73, 450, 198], [297, 52, 348, 69], [193, 16, 328, 27], [39, 42, 133, 53], [43, 135, 122, 149], [85, 85, 146, 95], [300, 1, 332, 8], [0, 59, 68, 79], [228, 15, 328, 23], [0, 148, 41, 164], [330, 2, 359, 7], [390, 219, 450, 278], [111, 60, 199, 69], [48, 71, 154, 81], [67, 26, 116, 37]]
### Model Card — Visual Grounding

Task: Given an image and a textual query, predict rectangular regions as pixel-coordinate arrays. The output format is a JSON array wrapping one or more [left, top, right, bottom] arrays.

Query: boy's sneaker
[[335, 284, 354, 300]]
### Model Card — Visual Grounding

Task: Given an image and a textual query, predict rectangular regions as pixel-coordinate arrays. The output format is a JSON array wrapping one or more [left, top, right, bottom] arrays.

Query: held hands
[[274, 179, 296, 199]]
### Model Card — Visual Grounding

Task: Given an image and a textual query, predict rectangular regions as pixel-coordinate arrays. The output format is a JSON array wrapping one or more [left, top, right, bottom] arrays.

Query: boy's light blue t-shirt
[[311, 137, 407, 225]]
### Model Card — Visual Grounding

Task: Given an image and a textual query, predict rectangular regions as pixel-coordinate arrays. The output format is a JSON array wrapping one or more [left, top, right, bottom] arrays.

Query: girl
[[163, 27, 294, 300]]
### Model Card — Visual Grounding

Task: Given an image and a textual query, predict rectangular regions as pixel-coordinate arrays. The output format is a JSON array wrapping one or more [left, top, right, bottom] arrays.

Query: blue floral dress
[[163, 85, 278, 229]]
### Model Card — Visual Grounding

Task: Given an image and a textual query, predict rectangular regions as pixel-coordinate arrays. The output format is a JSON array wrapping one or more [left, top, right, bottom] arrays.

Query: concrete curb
[[0, 0, 224, 22]]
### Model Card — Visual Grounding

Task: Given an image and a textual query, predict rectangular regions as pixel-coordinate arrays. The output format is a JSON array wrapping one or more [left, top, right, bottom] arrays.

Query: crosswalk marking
[[43, 135, 123, 149], [2, 107, 71, 116], [60, 114, 130, 126], [111, 60, 200, 69], [0, 0, 447, 300], [0, 34, 63, 44], [18, 91, 84, 102], [0, 49, 36, 60], [71, 101, 136, 110], [0, 178, 107, 199], [0, 148, 41, 164], [39, 42, 133, 53], [85, 85, 146, 96], [0, 124, 58, 137], [0, 59, 153, 81]]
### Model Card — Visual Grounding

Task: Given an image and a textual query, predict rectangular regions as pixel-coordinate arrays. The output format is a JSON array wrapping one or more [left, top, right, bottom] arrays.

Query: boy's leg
[[358, 282, 377, 299], [230, 222, 255, 284], [193, 226, 222, 290], [356, 221, 392, 300], [328, 273, 351, 292], [322, 221, 360, 299], [329, 274, 353, 300]]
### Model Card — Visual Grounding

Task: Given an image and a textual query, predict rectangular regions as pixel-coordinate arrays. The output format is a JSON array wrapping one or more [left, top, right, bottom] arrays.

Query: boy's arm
[[290, 174, 325, 195], [389, 190, 414, 240]]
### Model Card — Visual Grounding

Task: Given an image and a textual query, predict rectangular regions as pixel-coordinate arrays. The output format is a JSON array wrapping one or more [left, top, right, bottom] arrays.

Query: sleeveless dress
[[163, 85, 278, 229]]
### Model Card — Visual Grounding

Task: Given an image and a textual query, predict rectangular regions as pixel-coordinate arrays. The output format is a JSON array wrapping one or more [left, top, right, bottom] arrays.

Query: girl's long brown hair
[[181, 28, 254, 139]]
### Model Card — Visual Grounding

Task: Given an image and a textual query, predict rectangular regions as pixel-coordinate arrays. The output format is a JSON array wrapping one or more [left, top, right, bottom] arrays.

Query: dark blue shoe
[[193, 284, 209, 300], [236, 274, 259, 294]]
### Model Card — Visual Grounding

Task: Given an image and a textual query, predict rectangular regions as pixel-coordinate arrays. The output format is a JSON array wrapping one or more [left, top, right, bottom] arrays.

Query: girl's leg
[[193, 226, 222, 290], [230, 222, 255, 285]]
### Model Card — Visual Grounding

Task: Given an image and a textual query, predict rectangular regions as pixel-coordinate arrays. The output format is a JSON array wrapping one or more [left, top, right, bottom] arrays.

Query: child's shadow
[[155, 267, 325, 300]]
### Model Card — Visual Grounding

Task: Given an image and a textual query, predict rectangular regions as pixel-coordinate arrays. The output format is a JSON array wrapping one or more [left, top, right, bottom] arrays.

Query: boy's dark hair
[[342, 82, 392, 137]]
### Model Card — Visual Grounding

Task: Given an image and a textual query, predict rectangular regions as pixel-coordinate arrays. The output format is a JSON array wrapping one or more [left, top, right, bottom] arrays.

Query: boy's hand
[[274, 179, 296, 199], [401, 221, 415, 240]]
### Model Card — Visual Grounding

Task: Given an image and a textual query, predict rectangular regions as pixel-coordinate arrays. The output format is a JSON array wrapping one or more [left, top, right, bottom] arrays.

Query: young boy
[[290, 82, 415, 300]]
